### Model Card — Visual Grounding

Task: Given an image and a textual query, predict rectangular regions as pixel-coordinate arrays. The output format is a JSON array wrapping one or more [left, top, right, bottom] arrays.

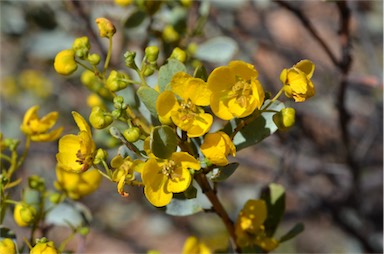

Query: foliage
[[0, 1, 323, 253]]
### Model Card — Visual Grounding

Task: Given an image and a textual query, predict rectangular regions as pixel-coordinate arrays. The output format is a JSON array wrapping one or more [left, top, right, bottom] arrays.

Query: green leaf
[[193, 64, 208, 81], [45, 202, 91, 227], [124, 10, 147, 28], [0, 226, 16, 239], [150, 125, 178, 159], [279, 223, 305, 243], [137, 86, 159, 117], [210, 162, 239, 182], [165, 181, 209, 216], [194, 36, 238, 64], [260, 183, 286, 237], [158, 59, 186, 92], [223, 100, 285, 151]]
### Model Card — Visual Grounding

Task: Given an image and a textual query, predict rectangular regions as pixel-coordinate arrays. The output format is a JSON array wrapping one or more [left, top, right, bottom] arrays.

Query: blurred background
[[1, 0, 382, 253]]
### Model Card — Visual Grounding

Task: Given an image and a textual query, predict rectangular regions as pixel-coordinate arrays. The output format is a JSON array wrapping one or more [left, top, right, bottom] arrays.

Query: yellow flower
[[156, 72, 213, 137], [280, 59, 315, 102], [142, 152, 200, 207], [95, 17, 116, 38], [200, 131, 236, 166], [0, 238, 16, 254], [207, 61, 265, 120], [54, 49, 78, 75], [111, 155, 143, 197], [56, 111, 96, 173], [20, 105, 63, 142], [19, 70, 53, 98], [182, 236, 212, 254], [235, 200, 278, 252], [55, 166, 102, 200], [30, 238, 58, 254]]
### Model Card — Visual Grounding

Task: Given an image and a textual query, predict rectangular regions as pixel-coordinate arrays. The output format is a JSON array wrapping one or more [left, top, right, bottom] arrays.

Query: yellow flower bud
[[30, 238, 58, 254], [170, 47, 187, 63], [162, 25, 179, 43], [114, 0, 133, 6], [95, 17, 116, 38], [200, 131, 236, 166], [72, 36, 90, 59], [273, 107, 296, 131], [88, 53, 101, 65], [123, 127, 141, 143], [89, 106, 113, 129], [94, 148, 108, 164], [54, 49, 78, 75], [180, 0, 193, 8], [14, 202, 37, 227], [0, 238, 16, 254], [106, 70, 129, 92], [87, 94, 104, 108], [145, 46, 159, 62]]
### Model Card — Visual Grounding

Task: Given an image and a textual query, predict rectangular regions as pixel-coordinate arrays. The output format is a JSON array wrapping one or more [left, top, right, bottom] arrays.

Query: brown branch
[[195, 173, 241, 253], [274, 0, 339, 67]]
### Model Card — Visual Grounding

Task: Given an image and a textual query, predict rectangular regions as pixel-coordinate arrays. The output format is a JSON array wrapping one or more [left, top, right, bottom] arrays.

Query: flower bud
[[114, 0, 133, 7], [87, 94, 104, 108], [145, 46, 159, 62], [124, 51, 137, 69], [54, 49, 77, 75], [143, 66, 155, 77], [78, 226, 90, 236], [162, 25, 179, 43], [106, 70, 129, 92], [123, 127, 141, 143], [89, 106, 113, 129], [30, 238, 58, 254], [72, 36, 90, 59], [273, 107, 296, 131], [49, 192, 62, 204], [14, 202, 37, 227], [95, 17, 116, 38], [170, 47, 187, 63], [94, 148, 108, 164], [0, 238, 16, 254], [28, 175, 45, 192], [88, 53, 101, 65]]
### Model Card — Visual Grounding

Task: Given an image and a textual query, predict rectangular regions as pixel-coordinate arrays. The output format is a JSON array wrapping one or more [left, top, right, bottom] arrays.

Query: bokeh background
[[1, 0, 383, 253]]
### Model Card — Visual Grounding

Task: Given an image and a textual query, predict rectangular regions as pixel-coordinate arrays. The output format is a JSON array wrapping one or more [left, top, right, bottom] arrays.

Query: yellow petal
[[207, 66, 236, 92], [210, 91, 233, 120], [156, 91, 179, 125], [166, 166, 191, 193], [56, 134, 83, 171], [39, 111, 59, 130], [72, 111, 91, 134], [30, 127, 63, 142], [228, 60, 258, 80], [142, 159, 172, 207], [171, 72, 211, 106], [186, 113, 213, 137], [295, 59, 315, 78], [171, 152, 200, 170]]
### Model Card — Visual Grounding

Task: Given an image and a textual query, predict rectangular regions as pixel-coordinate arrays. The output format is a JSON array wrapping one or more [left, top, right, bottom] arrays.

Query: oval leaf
[[158, 59, 186, 92], [150, 125, 177, 159], [137, 86, 159, 117], [195, 36, 238, 64], [210, 162, 239, 182], [45, 202, 89, 228], [279, 223, 305, 243], [124, 10, 147, 28], [223, 100, 285, 151], [260, 183, 286, 237]]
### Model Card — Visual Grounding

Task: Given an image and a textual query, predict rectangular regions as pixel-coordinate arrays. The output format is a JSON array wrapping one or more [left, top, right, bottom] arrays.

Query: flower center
[[75, 150, 92, 171], [161, 160, 178, 180], [178, 99, 198, 122], [229, 78, 253, 108]]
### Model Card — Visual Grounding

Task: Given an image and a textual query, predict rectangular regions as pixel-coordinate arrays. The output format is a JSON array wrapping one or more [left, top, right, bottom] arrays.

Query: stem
[[75, 60, 94, 72], [195, 173, 240, 253], [103, 37, 113, 74]]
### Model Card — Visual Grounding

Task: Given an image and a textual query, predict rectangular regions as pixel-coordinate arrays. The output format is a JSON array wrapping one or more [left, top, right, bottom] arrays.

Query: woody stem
[[195, 173, 241, 253]]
